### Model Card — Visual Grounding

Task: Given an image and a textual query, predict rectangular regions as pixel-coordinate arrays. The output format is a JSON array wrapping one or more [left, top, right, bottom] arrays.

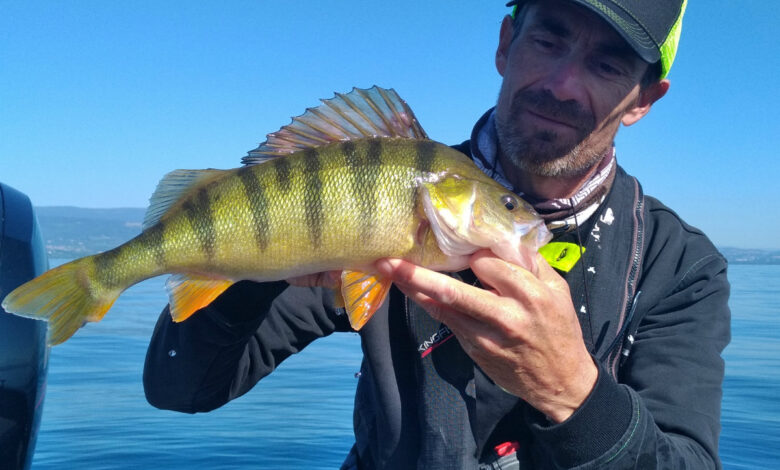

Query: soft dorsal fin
[[242, 86, 428, 165], [143, 169, 226, 230]]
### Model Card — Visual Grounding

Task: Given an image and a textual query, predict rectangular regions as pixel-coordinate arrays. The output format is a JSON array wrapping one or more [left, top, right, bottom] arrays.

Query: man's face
[[495, 0, 651, 177]]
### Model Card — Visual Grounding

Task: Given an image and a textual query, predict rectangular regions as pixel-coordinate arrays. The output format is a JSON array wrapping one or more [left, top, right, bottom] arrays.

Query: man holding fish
[[141, 1, 729, 468]]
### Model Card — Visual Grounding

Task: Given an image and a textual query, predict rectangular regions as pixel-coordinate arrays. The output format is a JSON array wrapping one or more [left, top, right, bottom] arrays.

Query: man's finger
[[375, 258, 502, 324], [470, 250, 540, 299]]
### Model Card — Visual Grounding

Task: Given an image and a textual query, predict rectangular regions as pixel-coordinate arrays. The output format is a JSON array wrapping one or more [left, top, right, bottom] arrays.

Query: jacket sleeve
[[143, 280, 351, 413], [526, 226, 731, 468]]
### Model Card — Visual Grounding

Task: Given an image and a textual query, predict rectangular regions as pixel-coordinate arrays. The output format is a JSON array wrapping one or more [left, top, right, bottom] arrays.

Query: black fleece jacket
[[143, 139, 730, 469]]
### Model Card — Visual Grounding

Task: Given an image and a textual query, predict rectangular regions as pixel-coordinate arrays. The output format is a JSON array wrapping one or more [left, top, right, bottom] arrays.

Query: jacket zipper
[[603, 178, 645, 374]]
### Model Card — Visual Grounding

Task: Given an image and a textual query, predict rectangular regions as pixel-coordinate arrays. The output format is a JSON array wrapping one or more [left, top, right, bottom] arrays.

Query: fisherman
[[143, 1, 730, 468]]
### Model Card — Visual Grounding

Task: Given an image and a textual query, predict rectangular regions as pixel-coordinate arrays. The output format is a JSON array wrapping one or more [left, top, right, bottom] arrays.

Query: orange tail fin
[[1, 257, 118, 346]]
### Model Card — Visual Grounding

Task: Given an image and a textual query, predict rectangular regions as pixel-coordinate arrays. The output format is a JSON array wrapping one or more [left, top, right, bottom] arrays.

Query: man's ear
[[495, 15, 515, 77], [622, 79, 670, 126]]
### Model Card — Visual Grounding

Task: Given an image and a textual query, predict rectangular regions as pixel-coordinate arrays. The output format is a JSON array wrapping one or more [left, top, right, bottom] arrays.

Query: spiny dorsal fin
[[242, 86, 428, 165], [143, 169, 226, 230]]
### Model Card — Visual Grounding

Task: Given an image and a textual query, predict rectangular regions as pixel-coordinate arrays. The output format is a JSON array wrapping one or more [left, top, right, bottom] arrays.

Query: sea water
[[28, 263, 780, 469]]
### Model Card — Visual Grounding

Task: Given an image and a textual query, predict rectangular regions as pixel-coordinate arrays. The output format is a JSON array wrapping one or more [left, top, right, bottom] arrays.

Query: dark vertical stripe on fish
[[355, 139, 383, 240], [366, 138, 383, 166], [341, 141, 357, 165], [411, 140, 437, 216], [415, 140, 436, 174], [237, 166, 270, 251], [303, 148, 324, 249], [273, 157, 292, 193], [142, 223, 167, 267], [343, 141, 367, 239], [183, 188, 216, 262]]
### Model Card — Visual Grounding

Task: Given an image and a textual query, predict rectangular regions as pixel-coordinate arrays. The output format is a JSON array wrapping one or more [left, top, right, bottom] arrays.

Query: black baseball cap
[[505, 0, 687, 78]]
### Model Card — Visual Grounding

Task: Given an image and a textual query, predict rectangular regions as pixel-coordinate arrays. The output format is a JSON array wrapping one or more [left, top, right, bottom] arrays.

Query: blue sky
[[1, 1, 778, 249]]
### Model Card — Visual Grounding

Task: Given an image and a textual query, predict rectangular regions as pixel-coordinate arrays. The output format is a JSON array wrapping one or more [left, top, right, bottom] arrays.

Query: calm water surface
[[29, 264, 780, 469]]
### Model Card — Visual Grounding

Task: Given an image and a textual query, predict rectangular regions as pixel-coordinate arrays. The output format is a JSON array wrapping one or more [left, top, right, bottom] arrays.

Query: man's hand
[[374, 250, 598, 423]]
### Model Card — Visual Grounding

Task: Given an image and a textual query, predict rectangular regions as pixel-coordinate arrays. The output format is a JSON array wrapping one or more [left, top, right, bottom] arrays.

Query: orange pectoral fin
[[341, 270, 392, 331], [166, 275, 234, 322]]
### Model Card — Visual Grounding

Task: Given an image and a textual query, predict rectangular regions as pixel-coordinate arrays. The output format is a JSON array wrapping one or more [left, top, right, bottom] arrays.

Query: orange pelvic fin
[[167, 275, 234, 322], [341, 270, 392, 331]]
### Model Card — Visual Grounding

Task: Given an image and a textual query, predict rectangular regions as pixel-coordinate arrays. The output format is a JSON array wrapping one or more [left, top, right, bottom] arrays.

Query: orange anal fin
[[86, 299, 117, 323], [332, 288, 346, 309], [167, 275, 234, 323], [341, 270, 392, 331]]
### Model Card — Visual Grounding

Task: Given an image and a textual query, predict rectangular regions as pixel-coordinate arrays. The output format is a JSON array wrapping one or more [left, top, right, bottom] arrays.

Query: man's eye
[[591, 57, 628, 79], [599, 62, 621, 76], [534, 39, 555, 50]]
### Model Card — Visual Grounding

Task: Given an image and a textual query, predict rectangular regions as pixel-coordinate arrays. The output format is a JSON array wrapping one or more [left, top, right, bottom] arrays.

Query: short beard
[[495, 89, 603, 177]]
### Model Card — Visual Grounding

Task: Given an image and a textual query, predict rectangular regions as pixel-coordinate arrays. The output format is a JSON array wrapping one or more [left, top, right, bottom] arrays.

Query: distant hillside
[[35, 206, 145, 258], [33, 207, 780, 264], [719, 247, 780, 265]]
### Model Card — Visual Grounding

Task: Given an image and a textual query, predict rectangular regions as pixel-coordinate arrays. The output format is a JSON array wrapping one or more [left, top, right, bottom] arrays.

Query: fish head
[[420, 173, 551, 266]]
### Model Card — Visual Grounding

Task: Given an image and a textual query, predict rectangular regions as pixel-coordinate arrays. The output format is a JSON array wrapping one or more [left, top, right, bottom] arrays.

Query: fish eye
[[501, 195, 518, 211]]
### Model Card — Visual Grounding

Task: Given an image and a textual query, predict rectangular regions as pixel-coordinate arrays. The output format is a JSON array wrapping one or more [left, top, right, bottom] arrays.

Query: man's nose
[[542, 59, 588, 105]]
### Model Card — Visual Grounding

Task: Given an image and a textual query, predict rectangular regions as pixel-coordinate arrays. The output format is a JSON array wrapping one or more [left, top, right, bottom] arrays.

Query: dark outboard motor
[[0, 183, 49, 470]]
